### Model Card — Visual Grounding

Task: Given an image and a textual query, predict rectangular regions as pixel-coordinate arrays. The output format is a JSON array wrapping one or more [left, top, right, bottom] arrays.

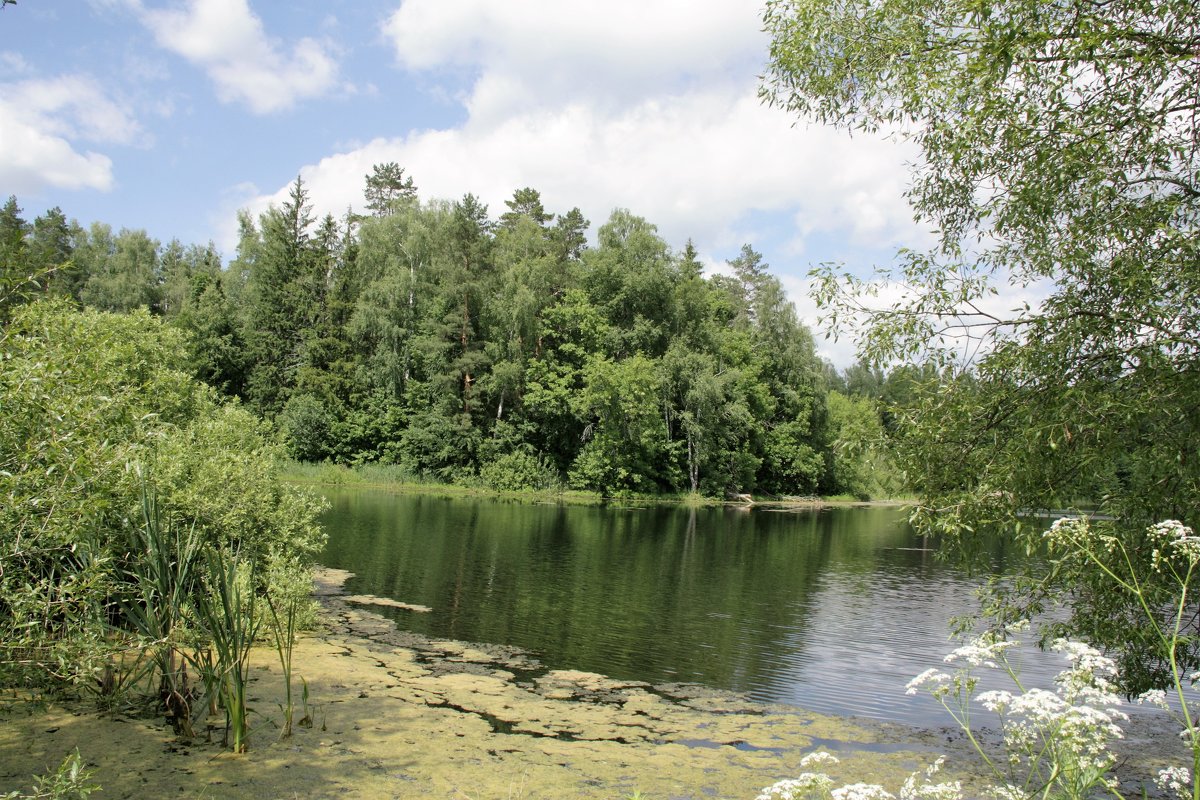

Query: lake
[[318, 489, 1060, 727]]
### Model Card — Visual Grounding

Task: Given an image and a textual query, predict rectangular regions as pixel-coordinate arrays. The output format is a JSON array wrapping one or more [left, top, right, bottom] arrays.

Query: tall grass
[[197, 548, 260, 753], [117, 482, 201, 735], [265, 594, 298, 738]]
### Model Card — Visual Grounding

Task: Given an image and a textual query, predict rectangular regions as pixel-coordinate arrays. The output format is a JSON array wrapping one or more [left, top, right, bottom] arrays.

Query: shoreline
[[0, 568, 1177, 799], [0, 568, 968, 800], [282, 463, 914, 512]]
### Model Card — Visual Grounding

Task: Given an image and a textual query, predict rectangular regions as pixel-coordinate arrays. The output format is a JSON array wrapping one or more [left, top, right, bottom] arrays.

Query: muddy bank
[[0, 569, 1178, 799]]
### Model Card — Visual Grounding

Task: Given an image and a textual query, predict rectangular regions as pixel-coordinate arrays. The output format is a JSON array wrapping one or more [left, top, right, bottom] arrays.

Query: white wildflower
[[1136, 689, 1168, 709], [757, 773, 834, 800], [977, 690, 1014, 713], [1155, 766, 1191, 800], [900, 757, 963, 800], [1149, 521, 1200, 565], [798, 751, 839, 769], [831, 784, 895, 800], [906, 668, 951, 695], [1008, 688, 1067, 723], [944, 634, 1016, 668], [989, 785, 1030, 800], [1043, 517, 1088, 549]]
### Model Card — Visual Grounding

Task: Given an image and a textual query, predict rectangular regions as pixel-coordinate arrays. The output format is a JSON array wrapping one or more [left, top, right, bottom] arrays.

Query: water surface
[[318, 490, 1052, 726]]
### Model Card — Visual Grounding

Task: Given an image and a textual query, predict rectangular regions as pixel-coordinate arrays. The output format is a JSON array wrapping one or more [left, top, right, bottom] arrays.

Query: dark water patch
[[668, 738, 787, 753]]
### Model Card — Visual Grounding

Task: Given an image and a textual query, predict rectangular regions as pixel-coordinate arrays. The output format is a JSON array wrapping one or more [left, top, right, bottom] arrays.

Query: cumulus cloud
[[0, 74, 141, 193], [237, 88, 921, 266], [229, 0, 931, 366], [382, 0, 760, 96], [783, 272, 1056, 369], [134, 0, 340, 114], [233, 1, 920, 252]]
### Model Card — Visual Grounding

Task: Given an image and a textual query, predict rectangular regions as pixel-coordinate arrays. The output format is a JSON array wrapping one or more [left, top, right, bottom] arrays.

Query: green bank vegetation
[[0, 300, 324, 751]]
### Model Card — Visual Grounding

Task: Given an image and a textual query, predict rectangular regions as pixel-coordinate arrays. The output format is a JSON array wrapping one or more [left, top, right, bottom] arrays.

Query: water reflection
[[319, 491, 1057, 726]]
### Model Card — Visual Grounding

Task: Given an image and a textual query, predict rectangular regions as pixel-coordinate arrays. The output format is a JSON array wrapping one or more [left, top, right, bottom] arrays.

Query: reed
[[265, 593, 298, 738], [117, 482, 202, 735], [197, 547, 260, 753]]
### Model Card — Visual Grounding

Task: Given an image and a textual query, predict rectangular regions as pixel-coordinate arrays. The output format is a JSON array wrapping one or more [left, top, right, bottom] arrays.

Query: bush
[[0, 301, 324, 692], [480, 450, 560, 492], [278, 393, 334, 462]]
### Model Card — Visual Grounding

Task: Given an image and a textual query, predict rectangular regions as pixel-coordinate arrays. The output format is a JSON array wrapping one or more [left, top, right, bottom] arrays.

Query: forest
[[0, 173, 910, 501]]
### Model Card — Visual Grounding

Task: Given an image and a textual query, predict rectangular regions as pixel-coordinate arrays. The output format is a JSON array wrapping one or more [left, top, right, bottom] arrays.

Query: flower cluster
[[905, 632, 1130, 799], [1042, 517, 1093, 551], [755, 752, 962, 800], [1148, 520, 1200, 570], [1156, 766, 1191, 800], [755, 753, 838, 800]]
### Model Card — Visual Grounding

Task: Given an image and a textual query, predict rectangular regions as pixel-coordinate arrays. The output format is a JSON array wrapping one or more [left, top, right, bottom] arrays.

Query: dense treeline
[[1, 172, 906, 498]]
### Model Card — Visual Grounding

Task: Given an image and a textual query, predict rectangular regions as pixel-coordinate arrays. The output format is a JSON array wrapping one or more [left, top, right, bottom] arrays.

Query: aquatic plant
[[116, 479, 202, 734], [1, 750, 99, 800], [266, 592, 299, 738], [197, 547, 260, 753]]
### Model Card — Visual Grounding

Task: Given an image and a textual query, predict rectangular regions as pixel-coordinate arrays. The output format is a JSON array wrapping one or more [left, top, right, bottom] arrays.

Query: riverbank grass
[[279, 461, 909, 508]]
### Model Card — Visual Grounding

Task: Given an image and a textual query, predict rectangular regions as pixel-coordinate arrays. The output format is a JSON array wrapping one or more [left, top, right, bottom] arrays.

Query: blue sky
[[0, 0, 939, 365]]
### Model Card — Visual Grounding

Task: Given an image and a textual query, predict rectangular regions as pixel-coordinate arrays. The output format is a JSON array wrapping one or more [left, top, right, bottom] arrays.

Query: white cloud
[[230, 0, 919, 253], [231, 0, 930, 356], [0, 51, 32, 76], [0, 75, 141, 193], [783, 272, 1056, 370], [235, 87, 922, 262], [135, 0, 340, 114], [382, 0, 760, 92]]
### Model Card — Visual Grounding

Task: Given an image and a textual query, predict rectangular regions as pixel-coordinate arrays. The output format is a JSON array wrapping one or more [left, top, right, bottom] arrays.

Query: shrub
[[480, 450, 560, 492]]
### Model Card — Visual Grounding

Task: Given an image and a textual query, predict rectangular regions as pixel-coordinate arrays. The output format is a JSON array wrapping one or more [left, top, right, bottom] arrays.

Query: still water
[[318, 490, 1053, 727]]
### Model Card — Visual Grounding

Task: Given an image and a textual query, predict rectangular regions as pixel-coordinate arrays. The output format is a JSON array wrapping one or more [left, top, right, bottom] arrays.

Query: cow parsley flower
[[756, 774, 834, 800], [831, 783, 895, 800], [943, 633, 1016, 669], [799, 751, 839, 769], [976, 690, 1013, 713], [906, 668, 951, 695], [899, 757, 962, 800], [1156, 766, 1191, 800]]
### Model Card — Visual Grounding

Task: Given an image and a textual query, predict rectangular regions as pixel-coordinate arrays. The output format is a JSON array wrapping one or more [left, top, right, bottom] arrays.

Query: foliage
[[824, 391, 901, 500], [116, 482, 203, 735], [278, 392, 335, 462], [2, 167, 907, 501], [480, 450, 560, 492], [0, 301, 323, 704], [762, 0, 1200, 685], [1, 750, 99, 800], [0, 302, 199, 686], [266, 591, 300, 738]]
